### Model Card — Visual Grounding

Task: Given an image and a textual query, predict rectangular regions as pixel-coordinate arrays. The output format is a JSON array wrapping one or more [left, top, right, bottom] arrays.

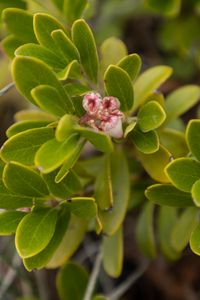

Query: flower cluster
[[80, 92, 124, 138]]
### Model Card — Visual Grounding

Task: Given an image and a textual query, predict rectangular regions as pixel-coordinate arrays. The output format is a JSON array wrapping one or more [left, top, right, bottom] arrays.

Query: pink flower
[[100, 115, 123, 138], [101, 96, 120, 112], [81, 92, 124, 138], [83, 92, 102, 116]]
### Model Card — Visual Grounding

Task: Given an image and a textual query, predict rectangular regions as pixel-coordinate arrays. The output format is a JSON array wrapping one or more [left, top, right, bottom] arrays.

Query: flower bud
[[102, 96, 120, 112], [83, 92, 102, 116], [100, 115, 123, 138]]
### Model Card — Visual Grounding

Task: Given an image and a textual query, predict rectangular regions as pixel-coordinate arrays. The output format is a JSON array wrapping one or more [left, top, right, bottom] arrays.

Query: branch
[[0, 82, 15, 97], [83, 251, 102, 300], [108, 261, 149, 300]]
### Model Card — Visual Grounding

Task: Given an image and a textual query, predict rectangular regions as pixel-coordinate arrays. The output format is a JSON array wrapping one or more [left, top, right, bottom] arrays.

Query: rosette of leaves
[[0, 3, 200, 299]]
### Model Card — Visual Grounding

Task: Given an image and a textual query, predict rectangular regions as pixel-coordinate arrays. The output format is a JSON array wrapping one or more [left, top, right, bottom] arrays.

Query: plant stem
[[0, 82, 15, 97], [108, 261, 149, 300], [83, 251, 102, 300]]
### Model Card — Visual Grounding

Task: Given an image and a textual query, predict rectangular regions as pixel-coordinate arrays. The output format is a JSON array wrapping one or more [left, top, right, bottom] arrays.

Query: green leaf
[[147, 0, 181, 16], [95, 155, 113, 210], [15, 207, 58, 258], [67, 197, 97, 220], [136, 146, 171, 182], [104, 65, 134, 111], [75, 127, 113, 153], [157, 206, 180, 260], [137, 101, 166, 132], [56, 60, 80, 81], [24, 208, 70, 271], [6, 120, 50, 138], [56, 262, 88, 300], [191, 179, 200, 207], [165, 158, 200, 192], [186, 120, 200, 161], [0, 179, 33, 209], [3, 162, 49, 197], [0, 161, 34, 209], [31, 85, 68, 117], [124, 121, 137, 138], [63, 0, 88, 23], [51, 29, 80, 64], [35, 134, 80, 174], [12, 56, 74, 113], [136, 202, 156, 258], [0, 211, 26, 235], [145, 184, 194, 207], [14, 109, 56, 122], [102, 226, 123, 278], [159, 128, 188, 158], [118, 53, 141, 81], [72, 19, 99, 82], [1, 127, 54, 165], [2, 8, 37, 42], [0, 0, 26, 13], [33, 13, 66, 55], [64, 83, 91, 97], [15, 43, 66, 70], [164, 85, 200, 123], [2, 35, 23, 59], [130, 126, 159, 154], [55, 139, 85, 183], [99, 149, 130, 235], [190, 223, 200, 255], [55, 114, 76, 142], [43, 170, 82, 200], [171, 207, 198, 252], [47, 215, 87, 268], [133, 66, 172, 111], [100, 37, 127, 73]]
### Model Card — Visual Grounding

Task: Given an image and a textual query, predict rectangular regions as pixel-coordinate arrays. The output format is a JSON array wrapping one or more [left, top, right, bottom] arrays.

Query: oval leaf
[[75, 127, 113, 153], [99, 149, 130, 235], [165, 85, 200, 123], [31, 84, 67, 117], [136, 202, 156, 258], [72, 19, 99, 82], [6, 120, 50, 138], [102, 226, 123, 278], [47, 215, 87, 268], [186, 119, 200, 161], [130, 127, 159, 154], [137, 101, 166, 132], [51, 29, 80, 64], [145, 184, 194, 207], [24, 208, 70, 271], [133, 65, 172, 111], [35, 134, 80, 174], [136, 146, 171, 183], [3, 162, 49, 197], [171, 207, 198, 252], [118, 53, 141, 81], [56, 262, 88, 300], [15, 207, 58, 258], [104, 65, 134, 111], [0, 211, 26, 235], [1, 127, 54, 166], [12, 56, 74, 113], [165, 158, 200, 192]]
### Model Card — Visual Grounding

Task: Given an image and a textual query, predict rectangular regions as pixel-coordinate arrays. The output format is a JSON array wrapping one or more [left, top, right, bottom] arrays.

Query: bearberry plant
[[0, 0, 200, 299]]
